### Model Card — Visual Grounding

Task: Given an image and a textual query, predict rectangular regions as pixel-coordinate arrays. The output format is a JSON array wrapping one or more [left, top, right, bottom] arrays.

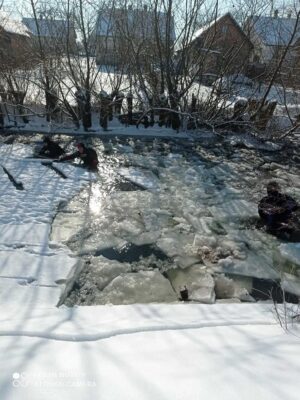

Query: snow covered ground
[[1, 303, 299, 400], [0, 143, 94, 307], [0, 138, 299, 399]]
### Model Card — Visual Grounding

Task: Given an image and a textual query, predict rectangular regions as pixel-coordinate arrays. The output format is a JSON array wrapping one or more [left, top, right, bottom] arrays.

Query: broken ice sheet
[[118, 167, 160, 190]]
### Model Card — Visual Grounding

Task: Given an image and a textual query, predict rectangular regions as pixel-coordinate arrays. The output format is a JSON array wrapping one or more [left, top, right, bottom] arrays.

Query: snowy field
[[0, 136, 299, 399], [1, 303, 300, 400]]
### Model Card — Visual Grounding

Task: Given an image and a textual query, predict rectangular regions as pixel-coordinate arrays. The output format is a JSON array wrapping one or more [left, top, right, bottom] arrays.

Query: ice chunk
[[67, 229, 126, 256], [281, 273, 300, 296], [118, 167, 159, 190], [131, 231, 161, 246], [157, 234, 194, 258], [193, 234, 217, 248], [166, 265, 215, 304], [214, 274, 253, 301], [94, 271, 177, 304], [190, 287, 215, 303], [90, 256, 131, 291], [214, 275, 235, 298], [62, 257, 132, 305], [174, 255, 201, 269], [209, 200, 258, 219], [111, 219, 144, 237], [115, 144, 133, 153], [278, 243, 300, 270], [281, 273, 300, 297], [51, 213, 88, 243], [217, 253, 279, 280]]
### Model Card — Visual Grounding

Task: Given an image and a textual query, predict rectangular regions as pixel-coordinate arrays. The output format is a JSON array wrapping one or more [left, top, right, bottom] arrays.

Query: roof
[[22, 17, 73, 38], [248, 15, 300, 46], [96, 7, 175, 41], [0, 11, 31, 37], [191, 14, 225, 42], [191, 12, 252, 47]]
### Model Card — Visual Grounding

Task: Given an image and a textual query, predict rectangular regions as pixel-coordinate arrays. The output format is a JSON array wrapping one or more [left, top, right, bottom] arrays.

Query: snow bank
[[0, 303, 299, 400], [0, 144, 93, 306]]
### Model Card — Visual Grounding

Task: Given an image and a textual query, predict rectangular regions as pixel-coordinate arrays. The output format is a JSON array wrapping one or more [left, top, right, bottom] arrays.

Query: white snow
[[0, 223, 51, 246], [1, 304, 299, 400], [0, 144, 94, 306], [0, 11, 31, 37]]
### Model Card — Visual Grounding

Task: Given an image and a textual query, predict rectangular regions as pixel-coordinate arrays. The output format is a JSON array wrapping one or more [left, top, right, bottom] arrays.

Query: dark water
[[94, 243, 170, 263], [251, 278, 299, 303]]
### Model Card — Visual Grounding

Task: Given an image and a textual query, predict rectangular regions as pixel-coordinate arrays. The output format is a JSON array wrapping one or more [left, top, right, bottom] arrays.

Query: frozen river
[[49, 134, 300, 305]]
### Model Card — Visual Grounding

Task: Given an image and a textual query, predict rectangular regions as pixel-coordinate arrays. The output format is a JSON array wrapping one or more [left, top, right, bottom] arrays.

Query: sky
[[0, 0, 273, 16], [1, 0, 298, 24]]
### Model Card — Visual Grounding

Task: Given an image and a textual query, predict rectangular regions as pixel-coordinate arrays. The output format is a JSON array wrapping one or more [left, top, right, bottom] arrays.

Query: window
[[221, 25, 228, 34]]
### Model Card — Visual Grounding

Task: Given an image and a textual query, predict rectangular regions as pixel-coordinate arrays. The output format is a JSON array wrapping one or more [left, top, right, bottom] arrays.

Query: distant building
[[245, 13, 300, 64], [22, 17, 76, 54], [0, 11, 32, 69], [94, 5, 175, 66], [244, 12, 300, 85], [188, 13, 253, 77]]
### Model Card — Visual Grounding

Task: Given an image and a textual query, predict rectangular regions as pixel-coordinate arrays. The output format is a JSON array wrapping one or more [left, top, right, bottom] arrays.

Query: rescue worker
[[59, 142, 98, 171], [258, 181, 299, 239], [39, 136, 65, 159]]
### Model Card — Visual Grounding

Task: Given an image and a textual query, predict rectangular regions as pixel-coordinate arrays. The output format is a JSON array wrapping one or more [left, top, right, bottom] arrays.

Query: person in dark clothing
[[258, 181, 299, 238], [39, 136, 65, 158], [59, 143, 98, 171]]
